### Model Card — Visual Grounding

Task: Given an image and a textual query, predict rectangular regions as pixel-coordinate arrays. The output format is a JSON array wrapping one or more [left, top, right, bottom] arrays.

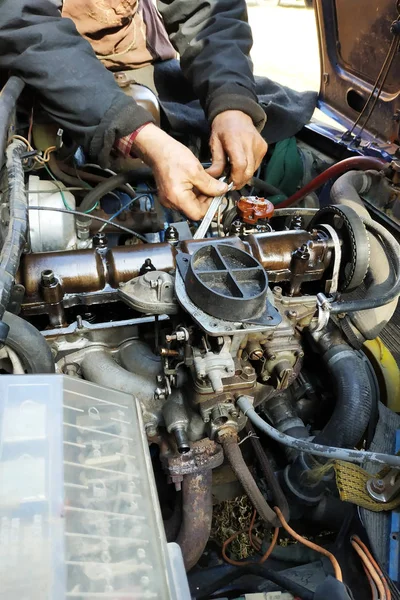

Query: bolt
[[160, 348, 179, 357], [243, 365, 254, 375], [165, 225, 179, 246], [231, 408, 239, 418], [268, 353, 277, 361], [371, 479, 386, 493], [249, 349, 264, 360], [93, 232, 108, 248], [273, 286, 282, 297], [156, 375, 164, 384], [40, 269, 57, 287], [287, 310, 298, 320], [145, 423, 158, 438]]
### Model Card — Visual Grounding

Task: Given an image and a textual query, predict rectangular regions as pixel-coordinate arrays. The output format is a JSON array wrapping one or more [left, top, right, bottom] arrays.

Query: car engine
[[1, 77, 400, 600]]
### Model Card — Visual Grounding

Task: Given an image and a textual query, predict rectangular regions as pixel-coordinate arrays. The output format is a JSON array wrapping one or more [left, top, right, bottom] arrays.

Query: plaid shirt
[[114, 123, 152, 157]]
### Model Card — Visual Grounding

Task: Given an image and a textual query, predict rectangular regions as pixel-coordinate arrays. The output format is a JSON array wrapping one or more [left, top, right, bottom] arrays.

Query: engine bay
[[1, 76, 400, 600]]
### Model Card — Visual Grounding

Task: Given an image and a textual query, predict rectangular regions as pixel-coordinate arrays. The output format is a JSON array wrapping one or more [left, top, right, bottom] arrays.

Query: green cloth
[[265, 137, 303, 204]]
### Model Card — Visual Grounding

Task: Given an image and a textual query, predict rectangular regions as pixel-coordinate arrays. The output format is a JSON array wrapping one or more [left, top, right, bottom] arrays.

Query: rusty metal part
[[218, 427, 279, 527], [245, 422, 290, 521], [237, 196, 274, 224], [176, 471, 213, 571], [19, 243, 177, 305], [161, 437, 224, 480], [19, 230, 332, 311]]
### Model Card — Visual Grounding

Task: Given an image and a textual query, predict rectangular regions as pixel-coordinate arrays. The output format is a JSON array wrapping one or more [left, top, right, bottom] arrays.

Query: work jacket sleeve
[[0, 0, 155, 165], [157, 0, 266, 130]]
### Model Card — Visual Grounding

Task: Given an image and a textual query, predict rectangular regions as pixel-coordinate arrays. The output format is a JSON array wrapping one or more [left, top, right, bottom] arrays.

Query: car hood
[[314, 0, 400, 151]]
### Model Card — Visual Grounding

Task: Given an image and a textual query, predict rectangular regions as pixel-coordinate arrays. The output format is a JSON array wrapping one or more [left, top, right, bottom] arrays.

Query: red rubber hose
[[278, 156, 388, 209]]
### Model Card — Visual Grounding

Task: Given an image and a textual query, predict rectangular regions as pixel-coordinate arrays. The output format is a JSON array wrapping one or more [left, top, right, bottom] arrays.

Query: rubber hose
[[313, 344, 372, 448], [277, 156, 387, 208], [52, 158, 137, 198], [0, 140, 29, 321], [245, 422, 290, 521], [0, 77, 25, 166], [176, 471, 213, 571], [79, 167, 153, 214], [80, 347, 159, 408], [237, 396, 400, 468], [2, 312, 55, 373], [249, 176, 285, 197], [330, 216, 400, 315], [330, 170, 398, 336], [220, 432, 279, 527], [193, 564, 314, 600]]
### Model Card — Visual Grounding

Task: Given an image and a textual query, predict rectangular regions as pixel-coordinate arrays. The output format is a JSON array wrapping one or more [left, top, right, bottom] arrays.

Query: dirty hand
[[208, 110, 268, 189], [132, 124, 228, 220]]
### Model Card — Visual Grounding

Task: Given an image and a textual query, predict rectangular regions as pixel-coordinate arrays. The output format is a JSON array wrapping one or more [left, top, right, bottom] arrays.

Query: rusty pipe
[[19, 231, 330, 303], [176, 471, 213, 571]]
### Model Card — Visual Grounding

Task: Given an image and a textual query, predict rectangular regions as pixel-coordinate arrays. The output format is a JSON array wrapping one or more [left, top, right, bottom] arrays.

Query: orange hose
[[352, 536, 390, 600], [222, 509, 279, 567], [274, 506, 343, 582], [351, 540, 386, 599], [259, 527, 279, 564]]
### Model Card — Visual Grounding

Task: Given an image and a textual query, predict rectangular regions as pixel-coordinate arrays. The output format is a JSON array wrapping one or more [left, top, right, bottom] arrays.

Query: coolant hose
[[219, 430, 279, 527], [78, 167, 153, 214], [313, 344, 372, 448], [277, 156, 387, 208], [330, 216, 400, 314], [2, 311, 54, 373], [0, 140, 29, 331], [0, 77, 25, 165], [80, 345, 161, 408], [176, 471, 213, 571], [237, 396, 400, 468], [330, 170, 398, 337]]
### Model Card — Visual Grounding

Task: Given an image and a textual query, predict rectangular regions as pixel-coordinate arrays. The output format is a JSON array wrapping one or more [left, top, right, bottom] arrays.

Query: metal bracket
[[367, 469, 400, 503]]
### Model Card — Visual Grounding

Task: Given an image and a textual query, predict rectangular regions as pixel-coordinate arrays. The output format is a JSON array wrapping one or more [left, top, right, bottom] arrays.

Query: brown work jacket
[[62, 0, 176, 70]]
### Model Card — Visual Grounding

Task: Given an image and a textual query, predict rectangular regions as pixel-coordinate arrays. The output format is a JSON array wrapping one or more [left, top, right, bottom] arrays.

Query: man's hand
[[208, 110, 268, 189], [132, 124, 228, 220]]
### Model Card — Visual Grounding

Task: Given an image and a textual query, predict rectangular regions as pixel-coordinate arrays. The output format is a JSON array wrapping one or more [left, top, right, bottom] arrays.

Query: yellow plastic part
[[363, 338, 400, 412]]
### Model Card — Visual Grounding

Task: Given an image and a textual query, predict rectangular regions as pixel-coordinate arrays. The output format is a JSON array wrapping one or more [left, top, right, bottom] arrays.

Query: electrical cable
[[11, 135, 56, 164], [351, 539, 386, 600], [352, 536, 391, 600], [237, 396, 400, 468], [28, 206, 148, 242], [277, 156, 388, 209], [222, 509, 279, 567], [347, 16, 400, 138], [274, 507, 343, 582], [42, 163, 98, 214]]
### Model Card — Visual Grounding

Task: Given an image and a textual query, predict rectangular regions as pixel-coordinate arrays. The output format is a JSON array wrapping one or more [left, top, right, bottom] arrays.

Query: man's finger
[[192, 167, 229, 198], [228, 142, 250, 189], [207, 135, 226, 178], [174, 189, 212, 220]]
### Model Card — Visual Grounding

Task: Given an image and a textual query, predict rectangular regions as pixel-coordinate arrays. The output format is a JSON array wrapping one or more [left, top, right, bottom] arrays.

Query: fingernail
[[217, 182, 228, 193]]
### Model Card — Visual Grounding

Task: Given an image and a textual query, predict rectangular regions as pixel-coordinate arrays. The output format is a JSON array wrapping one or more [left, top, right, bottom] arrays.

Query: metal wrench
[[193, 177, 234, 239]]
